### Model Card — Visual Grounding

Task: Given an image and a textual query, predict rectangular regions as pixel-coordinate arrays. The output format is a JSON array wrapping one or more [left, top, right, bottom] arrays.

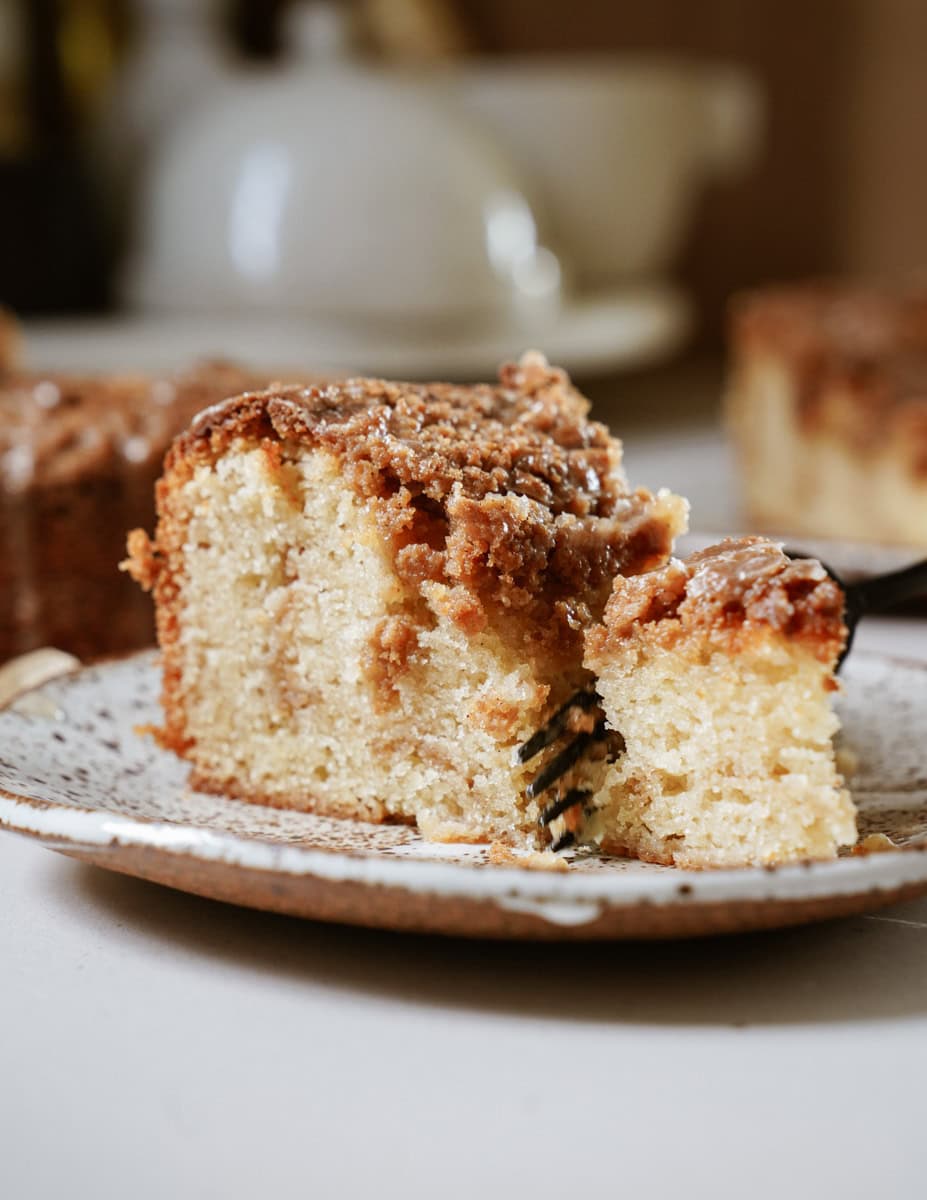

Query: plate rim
[[2, 646, 927, 923], [3, 787, 927, 910]]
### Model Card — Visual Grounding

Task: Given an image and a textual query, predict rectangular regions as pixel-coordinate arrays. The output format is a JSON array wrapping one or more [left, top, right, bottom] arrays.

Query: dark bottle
[[0, 0, 113, 314]]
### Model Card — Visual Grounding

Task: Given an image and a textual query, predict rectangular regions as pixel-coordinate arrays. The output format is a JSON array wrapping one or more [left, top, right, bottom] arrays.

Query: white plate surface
[[1, 651, 927, 939]]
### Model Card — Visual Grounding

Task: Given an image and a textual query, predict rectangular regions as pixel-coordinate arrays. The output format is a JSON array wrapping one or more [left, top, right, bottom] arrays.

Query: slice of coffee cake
[[584, 537, 857, 867], [126, 353, 686, 844]]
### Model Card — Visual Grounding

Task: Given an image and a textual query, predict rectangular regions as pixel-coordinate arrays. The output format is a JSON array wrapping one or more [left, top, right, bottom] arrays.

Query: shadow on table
[[62, 859, 927, 1028]]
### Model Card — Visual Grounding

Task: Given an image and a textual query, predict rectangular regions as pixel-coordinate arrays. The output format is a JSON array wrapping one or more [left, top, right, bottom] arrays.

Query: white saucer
[[23, 283, 690, 380]]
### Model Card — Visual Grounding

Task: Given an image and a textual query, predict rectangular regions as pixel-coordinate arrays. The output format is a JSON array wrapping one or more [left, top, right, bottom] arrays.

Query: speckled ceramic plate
[[2, 650, 927, 940]]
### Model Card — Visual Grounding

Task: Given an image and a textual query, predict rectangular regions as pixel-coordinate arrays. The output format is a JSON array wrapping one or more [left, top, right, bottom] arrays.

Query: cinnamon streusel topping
[[730, 285, 927, 467], [168, 353, 686, 666], [1, 362, 268, 491], [587, 537, 846, 664]]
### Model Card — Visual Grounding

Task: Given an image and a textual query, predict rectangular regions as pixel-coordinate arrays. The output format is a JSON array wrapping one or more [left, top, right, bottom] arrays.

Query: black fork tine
[[526, 719, 607, 799], [550, 829, 577, 853], [516, 688, 599, 764], [539, 787, 593, 828]]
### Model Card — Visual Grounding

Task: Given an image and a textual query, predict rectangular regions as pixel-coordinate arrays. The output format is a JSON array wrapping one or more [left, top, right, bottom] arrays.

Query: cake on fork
[[583, 537, 857, 867], [125, 353, 687, 843]]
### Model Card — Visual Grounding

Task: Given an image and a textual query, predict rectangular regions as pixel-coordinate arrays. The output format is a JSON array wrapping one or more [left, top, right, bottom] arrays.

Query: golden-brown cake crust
[[587, 537, 847, 664]]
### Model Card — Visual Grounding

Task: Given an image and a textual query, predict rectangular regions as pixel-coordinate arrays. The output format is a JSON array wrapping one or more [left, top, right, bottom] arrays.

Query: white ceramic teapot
[[122, 1, 561, 332]]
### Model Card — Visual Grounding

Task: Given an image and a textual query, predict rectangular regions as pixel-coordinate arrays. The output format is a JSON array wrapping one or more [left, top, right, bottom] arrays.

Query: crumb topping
[[188, 350, 627, 514], [0, 362, 277, 491], [731, 284, 927, 365], [587, 536, 847, 664], [730, 285, 927, 465], [170, 352, 687, 666]]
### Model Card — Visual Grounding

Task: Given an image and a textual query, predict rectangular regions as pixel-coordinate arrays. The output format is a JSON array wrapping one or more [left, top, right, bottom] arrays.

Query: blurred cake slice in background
[[726, 284, 927, 546], [584, 537, 856, 868], [0, 361, 274, 663]]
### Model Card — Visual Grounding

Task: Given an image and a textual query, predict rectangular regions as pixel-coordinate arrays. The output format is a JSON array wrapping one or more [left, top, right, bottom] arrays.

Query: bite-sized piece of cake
[[125, 353, 687, 843], [726, 283, 927, 546], [584, 536, 857, 868], [0, 362, 270, 662]]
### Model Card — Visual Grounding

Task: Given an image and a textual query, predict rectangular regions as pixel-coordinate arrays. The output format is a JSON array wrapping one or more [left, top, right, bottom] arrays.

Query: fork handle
[[849, 558, 927, 616]]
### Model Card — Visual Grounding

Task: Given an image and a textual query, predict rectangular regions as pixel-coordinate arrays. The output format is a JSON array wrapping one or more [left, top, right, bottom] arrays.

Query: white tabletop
[[2, 613, 926, 1200]]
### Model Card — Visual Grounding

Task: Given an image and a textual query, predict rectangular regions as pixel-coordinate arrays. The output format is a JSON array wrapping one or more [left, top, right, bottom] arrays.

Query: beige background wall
[[457, 0, 927, 334], [840, 0, 927, 278]]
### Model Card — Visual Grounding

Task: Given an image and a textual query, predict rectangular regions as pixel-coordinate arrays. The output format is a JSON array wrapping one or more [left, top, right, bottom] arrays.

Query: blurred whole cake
[[0, 360, 269, 662], [726, 283, 927, 546]]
